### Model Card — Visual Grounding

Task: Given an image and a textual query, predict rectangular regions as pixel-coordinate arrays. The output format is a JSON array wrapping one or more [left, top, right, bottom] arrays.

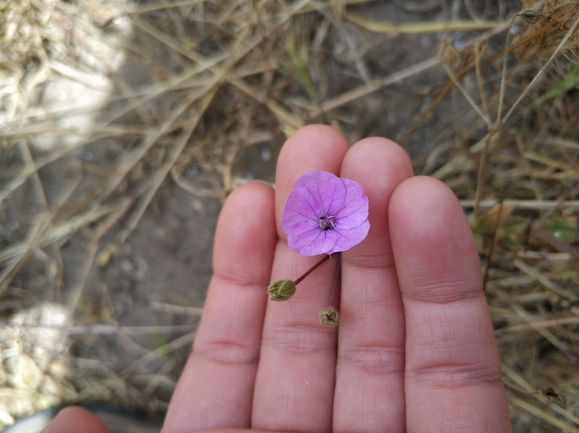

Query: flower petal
[[282, 170, 370, 256], [293, 171, 346, 217], [282, 187, 320, 235], [289, 225, 340, 256], [332, 220, 370, 252], [334, 178, 370, 229]]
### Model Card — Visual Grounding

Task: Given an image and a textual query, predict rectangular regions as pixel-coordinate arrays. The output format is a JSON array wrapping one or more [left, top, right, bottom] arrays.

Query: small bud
[[319, 306, 339, 327], [267, 280, 296, 301]]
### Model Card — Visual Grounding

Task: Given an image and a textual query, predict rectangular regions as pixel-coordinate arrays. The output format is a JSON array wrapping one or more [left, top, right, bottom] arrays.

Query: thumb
[[40, 406, 109, 433]]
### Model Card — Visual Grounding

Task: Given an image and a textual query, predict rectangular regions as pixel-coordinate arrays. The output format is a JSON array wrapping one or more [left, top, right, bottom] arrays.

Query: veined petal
[[282, 186, 321, 234], [290, 227, 340, 256], [333, 220, 371, 252], [294, 171, 346, 217], [334, 177, 369, 229], [282, 170, 370, 256]]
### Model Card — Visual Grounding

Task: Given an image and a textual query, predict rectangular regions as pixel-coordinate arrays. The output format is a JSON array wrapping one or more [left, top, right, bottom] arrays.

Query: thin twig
[[459, 199, 579, 209], [501, 13, 579, 124], [482, 198, 503, 292]]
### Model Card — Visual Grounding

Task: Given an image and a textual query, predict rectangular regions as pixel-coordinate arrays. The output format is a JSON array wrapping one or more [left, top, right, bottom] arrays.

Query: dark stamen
[[319, 215, 335, 231]]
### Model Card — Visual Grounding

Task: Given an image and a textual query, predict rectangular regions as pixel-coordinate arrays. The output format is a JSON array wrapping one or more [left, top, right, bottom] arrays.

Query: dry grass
[[1, 0, 579, 431]]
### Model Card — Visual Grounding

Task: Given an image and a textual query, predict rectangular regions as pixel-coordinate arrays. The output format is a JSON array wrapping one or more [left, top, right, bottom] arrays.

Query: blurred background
[[1, 0, 578, 431]]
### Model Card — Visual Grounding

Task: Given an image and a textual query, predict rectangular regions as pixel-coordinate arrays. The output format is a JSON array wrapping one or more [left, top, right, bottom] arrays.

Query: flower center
[[318, 215, 335, 231]]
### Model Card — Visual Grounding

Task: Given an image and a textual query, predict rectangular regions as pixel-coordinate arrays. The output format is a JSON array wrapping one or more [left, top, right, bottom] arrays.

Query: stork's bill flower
[[282, 170, 370, 256]]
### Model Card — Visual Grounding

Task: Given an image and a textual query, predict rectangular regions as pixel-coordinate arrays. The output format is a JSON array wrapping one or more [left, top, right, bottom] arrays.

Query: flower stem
[[328, 253, 341, 307], [294, 254, 331, 286]]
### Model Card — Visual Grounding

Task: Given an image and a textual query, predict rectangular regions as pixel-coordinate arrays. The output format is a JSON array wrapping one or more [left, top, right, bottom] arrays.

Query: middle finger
[[335, 137, 413, 433], [251, 125, 348, 432]]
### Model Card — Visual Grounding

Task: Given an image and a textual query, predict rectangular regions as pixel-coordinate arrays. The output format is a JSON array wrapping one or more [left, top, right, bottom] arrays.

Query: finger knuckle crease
[[196, 340, 259, 365], [408, 361, 502, 389], [339, 345, 404, 374], [263, 326, 335, 354], [404, 280, 482, 304]]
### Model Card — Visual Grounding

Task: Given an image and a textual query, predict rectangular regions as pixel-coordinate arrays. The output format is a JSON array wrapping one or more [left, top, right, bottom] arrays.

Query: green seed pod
[[319, 306, 340, 327], [267, 280, 296, 301]]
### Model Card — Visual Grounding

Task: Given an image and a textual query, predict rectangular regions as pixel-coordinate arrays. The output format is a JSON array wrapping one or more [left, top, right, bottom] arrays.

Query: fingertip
[[341, 136, 414, 193], [390, 175, 460, 219], [389, 175, 481, 300], [277, 124, 349, 162], [390, 174, 459, 210], [41, 406, 108, 433], [275, 125, 349, 230], [224, 181, 275, 214], [346, 136, 412, 172], [276, 125, 349, 173], [390, 175, 474, 248], [213, 182, 276, 283], [339, 136, 414, 264]]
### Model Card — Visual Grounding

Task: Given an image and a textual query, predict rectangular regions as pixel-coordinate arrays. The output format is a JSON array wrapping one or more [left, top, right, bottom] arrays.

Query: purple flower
[[282, 170, 370, 256]]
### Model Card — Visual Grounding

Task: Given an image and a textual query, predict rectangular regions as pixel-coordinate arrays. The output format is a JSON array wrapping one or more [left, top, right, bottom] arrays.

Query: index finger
[[162, 182, 277, 432]]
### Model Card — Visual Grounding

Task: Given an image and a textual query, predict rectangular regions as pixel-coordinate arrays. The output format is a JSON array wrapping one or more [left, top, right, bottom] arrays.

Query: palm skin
[[42, 125, 511, 433]]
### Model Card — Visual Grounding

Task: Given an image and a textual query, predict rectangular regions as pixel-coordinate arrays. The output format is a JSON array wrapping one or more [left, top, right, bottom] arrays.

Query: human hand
[[41, 125, 511, 433]]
